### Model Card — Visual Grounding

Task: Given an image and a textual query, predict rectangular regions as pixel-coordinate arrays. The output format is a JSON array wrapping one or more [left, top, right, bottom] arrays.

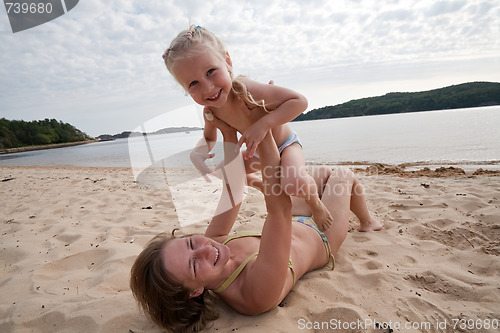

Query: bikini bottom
[[293, 216, 335, 269]]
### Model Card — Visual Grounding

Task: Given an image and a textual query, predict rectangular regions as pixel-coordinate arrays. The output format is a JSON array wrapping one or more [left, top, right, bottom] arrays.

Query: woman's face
[[162, 235, 229, 296], [171, 47, 233, 108]]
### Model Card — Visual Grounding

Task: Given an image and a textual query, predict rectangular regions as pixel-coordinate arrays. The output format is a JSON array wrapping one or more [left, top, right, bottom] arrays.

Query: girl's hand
[[236, 79, 275, 160], [190, 145, 216, 182], [237, 122, 268, 160]]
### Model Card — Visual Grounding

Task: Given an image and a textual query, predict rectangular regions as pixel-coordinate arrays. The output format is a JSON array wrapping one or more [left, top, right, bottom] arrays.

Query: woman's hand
[[204, 108, 238, 143]]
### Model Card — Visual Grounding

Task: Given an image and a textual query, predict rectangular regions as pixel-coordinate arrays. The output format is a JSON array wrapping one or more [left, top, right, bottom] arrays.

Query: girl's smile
[[207, 89, 222, 102]]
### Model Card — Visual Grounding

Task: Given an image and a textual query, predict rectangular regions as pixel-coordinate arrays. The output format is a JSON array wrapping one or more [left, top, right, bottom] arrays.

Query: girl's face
[[171, 47, 233, 108], [161, 235, 229, 297]]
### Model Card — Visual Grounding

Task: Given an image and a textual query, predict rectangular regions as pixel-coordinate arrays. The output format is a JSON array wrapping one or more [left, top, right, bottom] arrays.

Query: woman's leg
[[281, 144, 333, 231], [320, 167, 383, 255], [350, 174, 384, 232]]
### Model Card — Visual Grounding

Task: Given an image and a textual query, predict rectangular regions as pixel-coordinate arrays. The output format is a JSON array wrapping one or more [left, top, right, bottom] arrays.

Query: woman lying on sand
[[130, 115, 383, 332]]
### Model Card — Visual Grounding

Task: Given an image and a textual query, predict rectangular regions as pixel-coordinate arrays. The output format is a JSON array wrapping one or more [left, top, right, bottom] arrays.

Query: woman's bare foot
[[358, 217, 384, 232], [307, 197, 334, 231]]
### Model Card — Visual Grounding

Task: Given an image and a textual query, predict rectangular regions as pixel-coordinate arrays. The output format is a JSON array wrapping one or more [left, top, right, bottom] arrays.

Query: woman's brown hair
[[130, 232, 219, 332]]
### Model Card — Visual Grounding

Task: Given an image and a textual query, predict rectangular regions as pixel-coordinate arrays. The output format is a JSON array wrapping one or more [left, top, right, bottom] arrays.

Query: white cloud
[[1, 0, 499, 137], [426, 0, 467, 17]]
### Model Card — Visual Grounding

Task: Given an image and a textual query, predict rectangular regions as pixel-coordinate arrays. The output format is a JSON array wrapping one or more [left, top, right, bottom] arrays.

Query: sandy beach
[[1, 165, 499, 333]]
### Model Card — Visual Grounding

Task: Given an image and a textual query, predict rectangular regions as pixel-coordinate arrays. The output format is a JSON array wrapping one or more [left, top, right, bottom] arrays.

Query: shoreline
[[1, 163, 499, 178], [0, 140, 98, 154]]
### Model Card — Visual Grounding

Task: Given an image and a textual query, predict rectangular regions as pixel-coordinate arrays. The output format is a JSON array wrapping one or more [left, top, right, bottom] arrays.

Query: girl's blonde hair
[[163, 25, 268, 112]]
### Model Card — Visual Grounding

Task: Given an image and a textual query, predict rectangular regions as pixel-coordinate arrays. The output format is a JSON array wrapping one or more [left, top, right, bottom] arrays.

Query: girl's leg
[[291, 166, 332, 216], [310, 165, 332, 198], [291, 166, 331, 216], [281, 144, 333, 231], [319, 167, 353, 255]]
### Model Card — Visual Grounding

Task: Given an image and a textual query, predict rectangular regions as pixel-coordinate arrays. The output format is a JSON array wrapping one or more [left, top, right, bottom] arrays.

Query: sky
[[1, 0, 499, 137]]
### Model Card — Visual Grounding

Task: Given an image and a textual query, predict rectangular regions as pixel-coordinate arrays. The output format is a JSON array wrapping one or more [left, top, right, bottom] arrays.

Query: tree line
[[0, 118, 92, 149], [294, 82, 500, 121]]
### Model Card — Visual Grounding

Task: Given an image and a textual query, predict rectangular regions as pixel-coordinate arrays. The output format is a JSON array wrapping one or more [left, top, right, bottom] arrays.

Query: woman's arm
[[237, 78, 308, 158], [204, 116, 246, 238], [240, 131, 293, 314]]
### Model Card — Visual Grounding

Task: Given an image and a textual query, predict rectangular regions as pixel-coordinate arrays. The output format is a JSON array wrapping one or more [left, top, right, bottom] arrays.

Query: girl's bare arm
[[237, 78, 307, 158]]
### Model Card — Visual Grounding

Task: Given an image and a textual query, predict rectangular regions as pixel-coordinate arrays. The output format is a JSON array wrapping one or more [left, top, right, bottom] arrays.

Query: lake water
[[1, 106, 499, 171]]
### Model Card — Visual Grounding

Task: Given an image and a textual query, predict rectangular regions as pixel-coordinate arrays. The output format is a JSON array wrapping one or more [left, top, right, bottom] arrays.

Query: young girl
[[162, 25, 333, 230]]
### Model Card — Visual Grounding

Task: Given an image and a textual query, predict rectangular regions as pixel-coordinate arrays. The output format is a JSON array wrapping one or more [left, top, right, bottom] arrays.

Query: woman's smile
[[213, 245, 220, 265]]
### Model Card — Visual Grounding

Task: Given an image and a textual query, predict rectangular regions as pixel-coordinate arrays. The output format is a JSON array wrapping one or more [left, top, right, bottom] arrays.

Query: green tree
[[0, 118, 92, 149]]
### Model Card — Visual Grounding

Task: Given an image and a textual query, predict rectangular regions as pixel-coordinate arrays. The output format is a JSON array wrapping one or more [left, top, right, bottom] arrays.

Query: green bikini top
[[212, 230, 296, 294]]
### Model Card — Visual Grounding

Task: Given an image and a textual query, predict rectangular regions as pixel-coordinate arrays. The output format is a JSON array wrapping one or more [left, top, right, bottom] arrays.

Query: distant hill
[[0, 118, 92, 150], [97, 126, 203, 141], [294, 82, 500, 121]]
